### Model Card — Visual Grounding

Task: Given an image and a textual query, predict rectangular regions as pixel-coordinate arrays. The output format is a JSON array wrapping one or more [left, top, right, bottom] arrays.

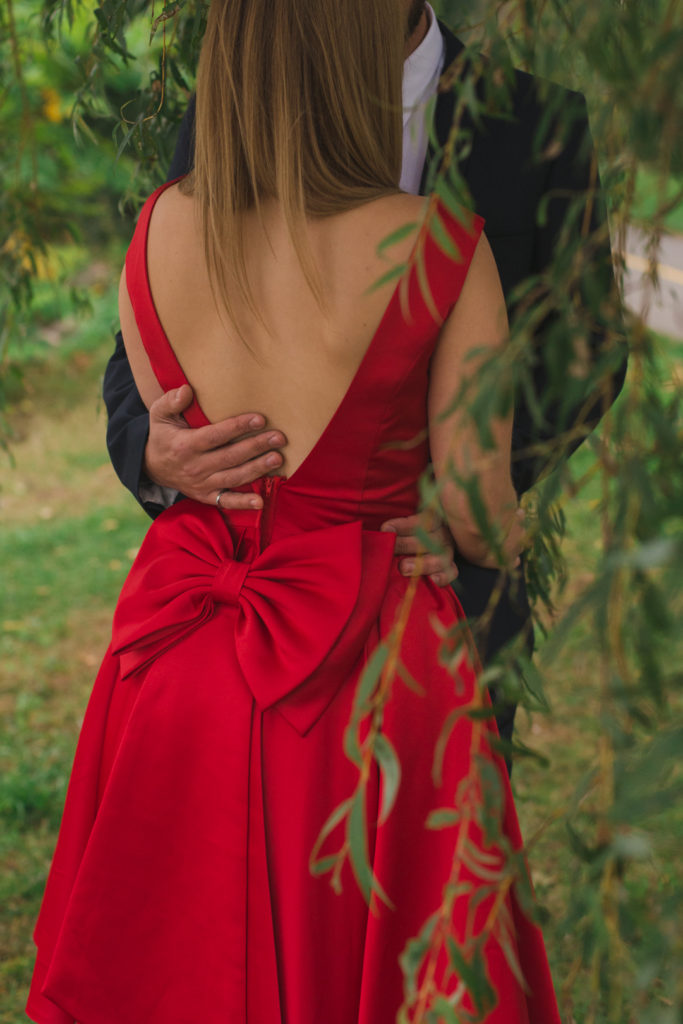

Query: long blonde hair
[[182, 0, 404, 329]]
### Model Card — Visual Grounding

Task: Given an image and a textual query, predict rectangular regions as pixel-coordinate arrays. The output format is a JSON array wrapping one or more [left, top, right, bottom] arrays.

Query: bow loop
[[112, 502, 396, 735]]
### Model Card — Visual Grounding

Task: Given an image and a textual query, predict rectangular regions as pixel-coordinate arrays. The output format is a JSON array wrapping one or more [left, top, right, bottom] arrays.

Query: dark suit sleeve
[[511, 92, 628, 494], [103, 330, 166, 518], [102, 96, 197, 517], [167, 95, 196, 179]]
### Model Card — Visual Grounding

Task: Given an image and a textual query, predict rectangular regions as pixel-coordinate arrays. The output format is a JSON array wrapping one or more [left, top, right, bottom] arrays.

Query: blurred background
[[1, 1, 681, 1022]]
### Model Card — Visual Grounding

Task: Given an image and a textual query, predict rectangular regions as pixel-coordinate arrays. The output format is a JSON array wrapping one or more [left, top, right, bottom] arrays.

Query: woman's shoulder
[[363, 191, 428, 231], [145, 181, 203, 277], [147, 180, 195, 232], [331, 192, 427, 265]]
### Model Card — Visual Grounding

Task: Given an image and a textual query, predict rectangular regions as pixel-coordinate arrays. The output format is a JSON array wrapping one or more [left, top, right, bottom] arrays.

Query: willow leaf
[[399, 910, 440, 1002], [309, 796, 352, 876], [365, 261, 407, 295], [376, 221, 419, 256], [375, 732, 402, 824]]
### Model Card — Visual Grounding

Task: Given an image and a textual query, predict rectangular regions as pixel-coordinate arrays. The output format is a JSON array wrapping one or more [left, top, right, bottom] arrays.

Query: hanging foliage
[[1, 0, 681, 1021]]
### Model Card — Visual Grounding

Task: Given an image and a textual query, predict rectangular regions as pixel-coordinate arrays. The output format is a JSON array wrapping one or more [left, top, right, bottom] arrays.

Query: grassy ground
[[1, 316, 681, 1022], [1, 283, 150, 1021]]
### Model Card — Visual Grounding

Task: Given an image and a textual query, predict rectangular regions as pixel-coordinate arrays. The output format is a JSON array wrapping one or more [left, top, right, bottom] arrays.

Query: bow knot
[[112, 502, 396, 735], [211, 558, 250, 606]]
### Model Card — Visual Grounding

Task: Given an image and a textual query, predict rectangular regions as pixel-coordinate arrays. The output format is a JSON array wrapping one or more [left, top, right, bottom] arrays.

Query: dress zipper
[[259, 475, 281, 550]]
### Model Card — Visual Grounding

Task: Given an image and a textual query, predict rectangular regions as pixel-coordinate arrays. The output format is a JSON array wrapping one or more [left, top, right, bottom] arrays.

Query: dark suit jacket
[[103, 22, 626, 684]]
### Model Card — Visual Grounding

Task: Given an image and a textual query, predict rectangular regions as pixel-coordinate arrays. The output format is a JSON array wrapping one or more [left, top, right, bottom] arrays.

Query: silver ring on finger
[[216, 488, 228, 509]]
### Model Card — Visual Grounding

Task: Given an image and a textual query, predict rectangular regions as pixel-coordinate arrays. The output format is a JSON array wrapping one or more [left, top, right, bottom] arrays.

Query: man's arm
[[511, 90, 628, 494], [103, 329, 167, 517]]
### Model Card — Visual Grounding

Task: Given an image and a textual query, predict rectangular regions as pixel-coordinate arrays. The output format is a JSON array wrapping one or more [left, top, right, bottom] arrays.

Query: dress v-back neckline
[[125, 179, 484, 489], [126, 179, 421, 487]]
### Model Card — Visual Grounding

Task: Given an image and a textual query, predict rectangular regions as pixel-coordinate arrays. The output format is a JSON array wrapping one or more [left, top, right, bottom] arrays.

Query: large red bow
[[112, 503, 396, 735]]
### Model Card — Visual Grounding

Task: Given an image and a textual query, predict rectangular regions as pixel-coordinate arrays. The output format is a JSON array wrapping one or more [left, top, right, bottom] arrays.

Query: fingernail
[[402, 560, 415, 574], [249, 416, 264, 428], [381, 524, 397, 533], [249, 498, 262, 509], [267, 433, 281, 445], [265, 453, 281, 467]]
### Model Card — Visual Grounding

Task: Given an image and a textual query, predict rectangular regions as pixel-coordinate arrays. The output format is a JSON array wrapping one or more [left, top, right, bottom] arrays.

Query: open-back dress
[[27, 181, 561, 1024]]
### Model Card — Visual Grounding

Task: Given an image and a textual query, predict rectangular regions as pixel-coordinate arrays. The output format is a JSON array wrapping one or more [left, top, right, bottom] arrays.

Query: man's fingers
[[380, 513, 421, 537], [213, 489, 264, 511], [398, 553, 457, 579], [205, 451, 285, 495], [380, 509, 442, 539], [204, 430, 286, 470], [392, 534, 419, 556], [149, 384, 195, 421], [191, 415, 285, 454], [390, 520, 453, 558], [177, 432, 286, 484], [426, 566, 459, 587], [390, 531, 451, 557]]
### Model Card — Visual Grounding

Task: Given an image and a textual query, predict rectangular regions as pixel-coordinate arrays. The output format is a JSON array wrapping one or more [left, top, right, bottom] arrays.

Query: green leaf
[[365, 261, 407, 295], [427, 807, 461, 830], [416, 246, 439, 321], [309, 854, 341, 877], [346, 787, 394, 909], [353, 641, 389, 714], [399, 910, 440, 1002], [475, 755, 506, 845], [498, 922, 529, 993], [434, 172, 474, 226], [463, 837, 503, 867], [432, 707, 462, 786], [510, 851, 542, 925], [428, 996, 461, 1022], [429, 211, 462, 263], [459, 844, 505, 883], [445, 938, 497, 1016], [347, 788, 372, 904], [374, 732, 402, 824], [376, 221, 419, 256], [344, 642, 389, 765], [309, 797, 352, 877], [397, 660, 425, 696]]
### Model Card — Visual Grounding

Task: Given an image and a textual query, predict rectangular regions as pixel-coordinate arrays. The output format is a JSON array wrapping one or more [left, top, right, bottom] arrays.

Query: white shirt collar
[[402, 3, 445, 120]]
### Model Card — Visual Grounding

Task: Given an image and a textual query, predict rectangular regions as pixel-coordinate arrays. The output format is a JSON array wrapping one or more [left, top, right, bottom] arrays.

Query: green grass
[[0, 503, 147, 1017], [1, 326, 149, 1019]]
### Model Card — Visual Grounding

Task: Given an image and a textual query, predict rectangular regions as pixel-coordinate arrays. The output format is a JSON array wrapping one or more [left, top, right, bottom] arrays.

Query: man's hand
[[144, 385, 287, 510], [380, 511, 457, 587]]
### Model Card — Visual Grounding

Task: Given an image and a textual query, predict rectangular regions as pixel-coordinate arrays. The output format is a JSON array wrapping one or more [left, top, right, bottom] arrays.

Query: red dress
[[27, 183, 561, 1024]]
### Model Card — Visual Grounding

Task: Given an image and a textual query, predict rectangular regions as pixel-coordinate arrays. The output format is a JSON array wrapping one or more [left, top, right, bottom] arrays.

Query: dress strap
[[124, 177, 210, 429], [420, 201, 485, 322]]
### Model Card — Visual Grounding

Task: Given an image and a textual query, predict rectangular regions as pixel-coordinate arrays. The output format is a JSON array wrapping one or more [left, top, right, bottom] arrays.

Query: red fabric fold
[[112, 502, 396, 736]]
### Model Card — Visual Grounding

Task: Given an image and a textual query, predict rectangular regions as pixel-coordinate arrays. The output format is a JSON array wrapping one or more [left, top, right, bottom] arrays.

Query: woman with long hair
[[27, 1, 559, 1021]]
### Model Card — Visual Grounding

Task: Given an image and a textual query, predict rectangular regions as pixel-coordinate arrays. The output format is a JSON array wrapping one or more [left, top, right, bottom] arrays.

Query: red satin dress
[[27, 183, 561, 1024]]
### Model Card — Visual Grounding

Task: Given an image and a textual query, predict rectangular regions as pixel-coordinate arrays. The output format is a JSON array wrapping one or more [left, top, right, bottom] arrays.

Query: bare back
[[121, 185, 427, 478]]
